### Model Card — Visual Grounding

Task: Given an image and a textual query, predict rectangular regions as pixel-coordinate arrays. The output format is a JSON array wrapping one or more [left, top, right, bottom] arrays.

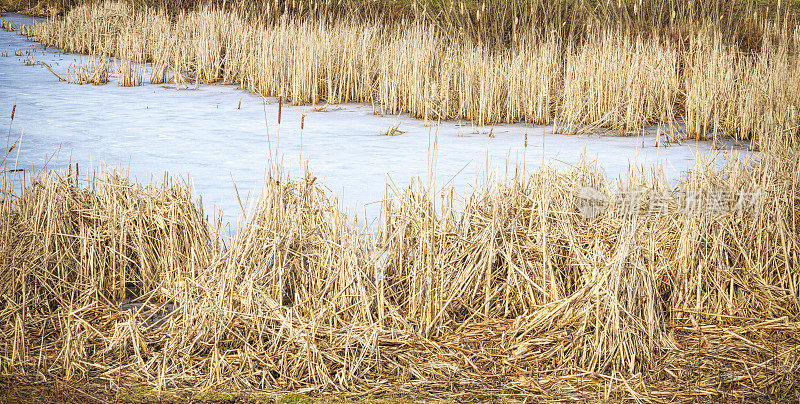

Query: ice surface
[[0, 13, 756, 230]]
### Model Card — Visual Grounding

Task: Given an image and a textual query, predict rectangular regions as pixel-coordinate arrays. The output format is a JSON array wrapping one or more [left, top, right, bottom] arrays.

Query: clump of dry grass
[[2, 0, 800, 399], [114, 59, 143, 87], [684, 25, 800, 145], [557, 29, 680, 135], [1, 125, 798, 398], [67, 55, 109, 85], [14, 1, 800, 143], [1, 19, 15, 31], [379, 122, 404, 136]]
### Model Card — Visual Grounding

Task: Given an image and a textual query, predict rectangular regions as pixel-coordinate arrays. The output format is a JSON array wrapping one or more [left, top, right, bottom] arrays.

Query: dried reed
[[13, 1, 800, 143], [2, 0, 800, 399], [67, 55, 109, 85], [1, 128, 798, 399]]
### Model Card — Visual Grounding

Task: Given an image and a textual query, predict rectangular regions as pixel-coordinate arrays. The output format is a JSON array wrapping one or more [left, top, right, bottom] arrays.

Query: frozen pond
[[0, 13, 755, 229]]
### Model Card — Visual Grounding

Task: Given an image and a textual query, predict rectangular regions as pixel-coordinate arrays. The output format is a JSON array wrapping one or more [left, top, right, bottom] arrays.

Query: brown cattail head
[[524, 133, 528, 148], [301, 114, 306, 130], [10, 105, 15, 122], [278, 96, 283, 124]]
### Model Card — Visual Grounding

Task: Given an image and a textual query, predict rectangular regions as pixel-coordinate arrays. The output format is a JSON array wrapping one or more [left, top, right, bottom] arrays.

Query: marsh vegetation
[[1, 0, 799, 401], [11, 0, 800, 143]]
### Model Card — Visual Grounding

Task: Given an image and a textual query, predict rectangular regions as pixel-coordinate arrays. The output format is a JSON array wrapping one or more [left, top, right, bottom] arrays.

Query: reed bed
[[67, 55, 109, 85], [1, 126, 799, 399], [10, 1, 799, 143], [2, 0, 800, 399], [0, 19, 14, 31]]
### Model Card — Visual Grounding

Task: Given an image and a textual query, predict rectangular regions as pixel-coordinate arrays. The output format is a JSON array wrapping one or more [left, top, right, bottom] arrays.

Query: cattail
[[301, 114, 306, 130], [26, 1, 792, 143], [10, 105, 15, 122], [524, 133, 528, 148], [278, 95, 282, 124]]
